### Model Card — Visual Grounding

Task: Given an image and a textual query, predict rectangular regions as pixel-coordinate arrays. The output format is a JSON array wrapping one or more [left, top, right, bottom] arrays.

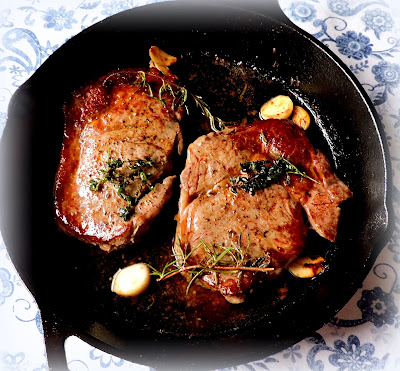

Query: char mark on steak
[[54, 68, 184, 252], [176, 119, 352, 303]]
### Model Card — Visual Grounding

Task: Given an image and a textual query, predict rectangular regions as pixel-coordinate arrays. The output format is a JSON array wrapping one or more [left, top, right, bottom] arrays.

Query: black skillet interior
[[0, 1, 392, 370]]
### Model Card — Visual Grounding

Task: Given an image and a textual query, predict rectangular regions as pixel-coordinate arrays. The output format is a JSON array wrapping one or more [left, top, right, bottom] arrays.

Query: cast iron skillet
[[0, 1, 393, 370]]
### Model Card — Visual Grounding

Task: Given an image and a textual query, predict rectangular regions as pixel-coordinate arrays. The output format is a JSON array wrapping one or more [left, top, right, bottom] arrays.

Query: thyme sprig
[[158, 77, 188, 111], [147, 235, 273, 294], [230, 157, 319, 196], [89, 156, 156, 221], [191, 94, 234, 132], [132, 71, 232, 132], [133, 71, 154, 97]]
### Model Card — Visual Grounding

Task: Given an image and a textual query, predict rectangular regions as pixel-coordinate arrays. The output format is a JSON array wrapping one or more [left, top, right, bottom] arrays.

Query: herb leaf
[[89, 156, 156, 220], [119, 206, 132, 221], [89, 179, 102, 191], [131, 71, 232, 133], [191, 94, 234, 132], [230, 157, 319, 195], [147, 235, 273, 294]]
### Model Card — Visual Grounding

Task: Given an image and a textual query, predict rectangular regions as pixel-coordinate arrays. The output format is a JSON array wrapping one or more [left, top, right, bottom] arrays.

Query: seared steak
[[176, 119, 352, 303], [54, 68, 184, 252]]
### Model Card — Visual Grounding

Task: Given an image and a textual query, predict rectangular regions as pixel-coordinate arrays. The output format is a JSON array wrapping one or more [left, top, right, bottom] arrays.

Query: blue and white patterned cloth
[[0, 0, 399, 370]]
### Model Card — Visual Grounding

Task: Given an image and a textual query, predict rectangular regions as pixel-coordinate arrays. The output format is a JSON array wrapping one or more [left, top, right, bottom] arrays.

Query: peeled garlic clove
[[111, 263, 151, 297], [149, 46, 177, 77], [260, 95, 293, 120], [287, 255, 325, 278], [291, 106, 311, 130]]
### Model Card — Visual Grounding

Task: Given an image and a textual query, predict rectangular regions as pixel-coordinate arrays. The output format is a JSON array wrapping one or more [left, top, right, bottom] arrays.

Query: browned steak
[[176, 119, 352, 303], [54, 68, 184, 252]]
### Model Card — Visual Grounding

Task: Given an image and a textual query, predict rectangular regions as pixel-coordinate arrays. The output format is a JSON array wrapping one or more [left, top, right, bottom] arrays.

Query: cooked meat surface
[[54, 68, 184, 252], [176, 119, 352, 303], [177, 183, 307, 303]]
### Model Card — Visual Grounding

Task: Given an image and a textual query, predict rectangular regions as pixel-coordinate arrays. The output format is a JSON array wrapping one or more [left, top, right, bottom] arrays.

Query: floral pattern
[[221, 357, 279, 371], [308, 1, 399, 107], [13, 298, 44, 334], [331, 264, 400, 334], [0, 28, 59, 87], [0, 0, 399, 370], [1, 352, 27, 369], [370, 61, 400, 105], [388, 220, 400, 263], [89, 348, 124, 368], [43, 6, 78, 31], [357, 287, 399, 327], [307, 334, 389, 371], [363, 8, 394, 39], [328, 336, 386, 370], [370, 324, 391, 344], [336, 31, 373, 59], [0, 9, 14, 28], [372, 60, 400, 88], [101, 0, 137, 16], [287, 1, 317, 23], [328, 0, 352, 16], [0, 268, 14, 306], [282, 345, 302, 363], [327, 0, 381, 17]]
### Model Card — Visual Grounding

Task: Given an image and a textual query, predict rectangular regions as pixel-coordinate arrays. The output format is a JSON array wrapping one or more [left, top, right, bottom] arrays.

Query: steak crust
[[176, 119, 352, 303], [54, 68, 184, 252]]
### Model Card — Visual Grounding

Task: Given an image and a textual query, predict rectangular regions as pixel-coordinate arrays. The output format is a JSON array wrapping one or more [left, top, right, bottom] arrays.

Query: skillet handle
[[41, 309, 71, 370]]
